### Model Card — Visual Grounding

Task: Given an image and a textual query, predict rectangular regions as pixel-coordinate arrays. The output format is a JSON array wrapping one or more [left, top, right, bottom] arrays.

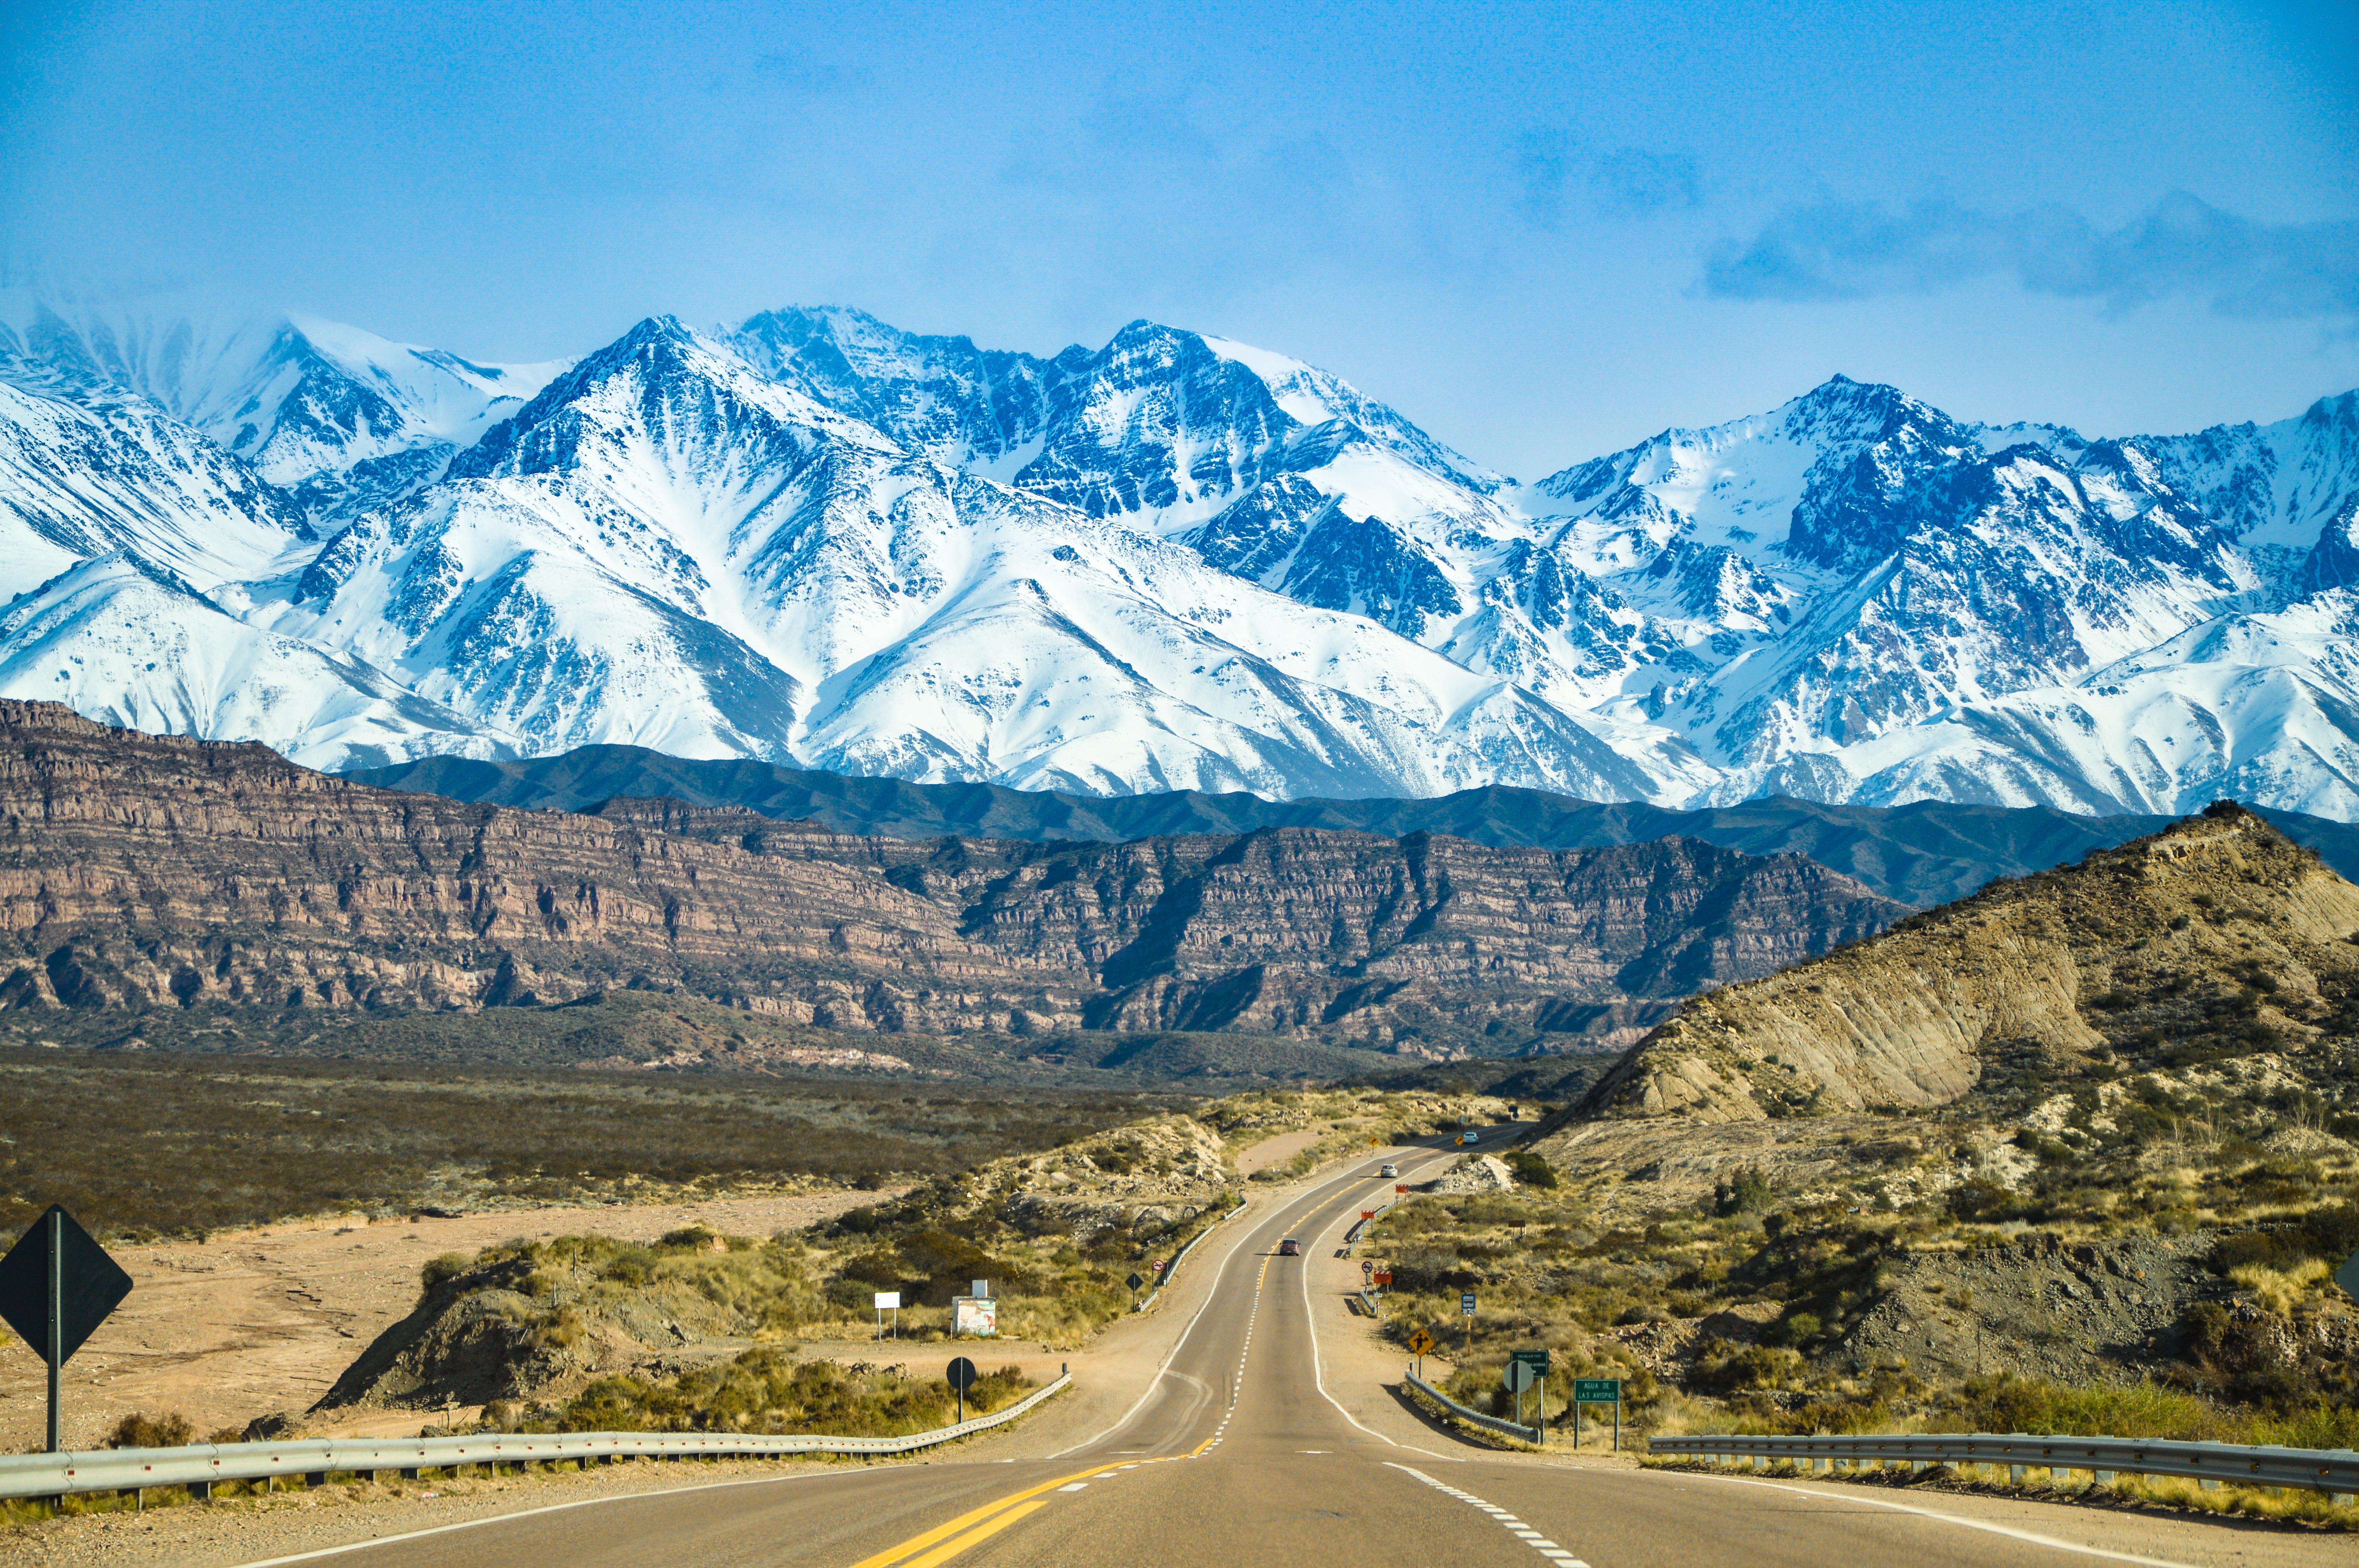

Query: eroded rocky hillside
[[0, 701, 1903, 1055], [1569, 802, 2359, 1122]]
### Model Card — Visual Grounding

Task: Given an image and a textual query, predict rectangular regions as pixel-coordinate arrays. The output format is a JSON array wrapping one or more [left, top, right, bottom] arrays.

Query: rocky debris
[[1433, 1155, 1516, 1194], [0, 701, 1905, 1053], [982, 1115, 1233, 1241], [2259, 1125, 2357, 1160], [1564, 806, 2359, 1123], [1841, 1231, 2232, 1387], [315, 1258, 559, 1411]]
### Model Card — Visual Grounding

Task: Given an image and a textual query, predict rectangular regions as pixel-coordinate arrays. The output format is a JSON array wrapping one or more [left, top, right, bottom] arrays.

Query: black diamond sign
[[0, 1206, 133, 1364], [1126, 1271, 1146, 1291]]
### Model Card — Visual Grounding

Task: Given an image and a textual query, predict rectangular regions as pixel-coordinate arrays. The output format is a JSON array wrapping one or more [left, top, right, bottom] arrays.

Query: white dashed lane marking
[[1385, 1464, 1588, 1566]]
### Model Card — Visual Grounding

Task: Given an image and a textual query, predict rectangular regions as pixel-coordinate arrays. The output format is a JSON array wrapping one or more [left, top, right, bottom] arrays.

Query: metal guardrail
[[1404, 1371, 1539, 1446], [0, 1374, 1072, 1503], [1648, 1430, 2359, 1503], [1342, 1200, 1392, 1247], [1136, 1196, 1245, 1314]]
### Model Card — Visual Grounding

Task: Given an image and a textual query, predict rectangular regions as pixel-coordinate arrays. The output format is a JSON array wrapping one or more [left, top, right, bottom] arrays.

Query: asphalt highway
[[241, 1134, 2341, 1568]]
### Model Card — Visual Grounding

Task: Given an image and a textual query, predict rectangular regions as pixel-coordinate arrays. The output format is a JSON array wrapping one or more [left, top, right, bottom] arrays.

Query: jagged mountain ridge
[[349, 742, 2359, 908], [0, 700, 1905, 1055], [2, 296, 2354, 818], [0, 294, 568, 530]]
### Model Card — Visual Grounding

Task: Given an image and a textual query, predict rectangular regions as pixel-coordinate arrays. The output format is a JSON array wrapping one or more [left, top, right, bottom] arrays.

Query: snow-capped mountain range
[[4, 293, 2355, 820]]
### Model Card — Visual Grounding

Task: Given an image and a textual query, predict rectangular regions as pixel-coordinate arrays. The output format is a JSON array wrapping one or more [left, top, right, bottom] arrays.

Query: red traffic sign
[[1361, 1210, 1376, 1220], [1394, 1183, 1408, 1193], [1373, 1269, 1393, 1285], [1362, 1259, 1374, 1275]]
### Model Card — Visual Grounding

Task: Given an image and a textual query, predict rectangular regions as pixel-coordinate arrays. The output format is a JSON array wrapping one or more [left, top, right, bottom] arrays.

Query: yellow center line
[[844, 1468, 1103, 1568], [892, 1498, 1052, 1568], [850, 1176, 1356, 1565]]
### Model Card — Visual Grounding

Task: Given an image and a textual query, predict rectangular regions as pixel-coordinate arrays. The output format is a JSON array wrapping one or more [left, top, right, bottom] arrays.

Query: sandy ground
[[0, 1145, 1345, 1568], [0, 1122, 1338, 1454], [1233, 1116, 1384, 1177], [0, 1190, 891, 1452]]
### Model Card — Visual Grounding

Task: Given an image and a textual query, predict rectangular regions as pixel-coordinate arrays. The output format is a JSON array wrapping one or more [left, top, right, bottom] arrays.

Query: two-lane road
[[245, 1136, 2345, 1568]]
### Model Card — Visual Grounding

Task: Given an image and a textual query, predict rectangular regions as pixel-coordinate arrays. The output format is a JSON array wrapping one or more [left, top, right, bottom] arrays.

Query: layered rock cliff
[[0, 701, 1906, 1053], [1569, 803, 2359, 1120]]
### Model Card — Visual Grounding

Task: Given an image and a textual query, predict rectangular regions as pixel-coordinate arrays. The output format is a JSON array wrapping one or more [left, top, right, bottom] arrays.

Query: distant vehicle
[[1278, 1238, 1301, 1256], [1379, 1163, 1398, 1178], [1457, 1130, 1481, 1146]]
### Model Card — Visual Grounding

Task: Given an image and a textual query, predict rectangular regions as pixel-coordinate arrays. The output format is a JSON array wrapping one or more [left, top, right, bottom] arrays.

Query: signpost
[[1500, 1358, 1539, 1430], [1406, 1326, 1436, 1381], [1571, 1377, 1622, 1452], [872, 1290, 900, 1340], [1394, 1183, 1408, 1194], [1127, 1270, 1147, 1308], [1508, 1349, 1550, 1437], [945, 1356, 978, 1424], [1460, 1290, 1477, 1360], [0, 1206, 134, 1452]]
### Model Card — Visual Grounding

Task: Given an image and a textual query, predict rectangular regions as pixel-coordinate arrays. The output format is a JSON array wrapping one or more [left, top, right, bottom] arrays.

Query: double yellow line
[[851, 1215, 1296, 1566], [846, 1466, 1097, 1568]]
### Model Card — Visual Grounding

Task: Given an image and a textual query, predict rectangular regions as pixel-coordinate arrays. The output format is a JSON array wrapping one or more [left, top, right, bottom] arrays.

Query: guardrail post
[[188, 1480, 211, 1501], [2094, 1468, 2114, 1485]]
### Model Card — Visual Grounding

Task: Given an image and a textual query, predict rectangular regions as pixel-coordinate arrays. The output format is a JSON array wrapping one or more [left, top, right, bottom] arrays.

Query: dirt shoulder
[[0, 1189, 891, 1452], [0, 1163, 1316, 1568]]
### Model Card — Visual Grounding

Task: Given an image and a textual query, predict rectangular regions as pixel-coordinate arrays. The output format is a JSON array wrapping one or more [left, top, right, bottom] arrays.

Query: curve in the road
[[222, 1126, 2327, 1568]]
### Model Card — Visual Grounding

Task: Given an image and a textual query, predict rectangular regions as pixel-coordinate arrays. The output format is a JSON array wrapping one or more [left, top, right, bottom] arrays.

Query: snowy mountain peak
[[0, 292, 567, 530], [4, 295, 2357, 821]]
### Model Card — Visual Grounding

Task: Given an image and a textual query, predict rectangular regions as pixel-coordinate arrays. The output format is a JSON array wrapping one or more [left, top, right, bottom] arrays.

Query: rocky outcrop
[[0, 701, 1906, 1051], [1565, 803, 2359, 1122]]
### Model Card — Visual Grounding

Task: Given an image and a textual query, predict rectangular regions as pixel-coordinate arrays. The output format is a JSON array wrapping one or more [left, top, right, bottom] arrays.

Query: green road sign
[[1510, 1348, 1550, 1374], [1572, 1377, 1622, 1403]]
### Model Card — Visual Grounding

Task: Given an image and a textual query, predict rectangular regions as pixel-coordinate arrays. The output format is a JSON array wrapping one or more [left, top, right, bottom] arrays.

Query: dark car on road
[[1278, 1238, 1301, 1256]]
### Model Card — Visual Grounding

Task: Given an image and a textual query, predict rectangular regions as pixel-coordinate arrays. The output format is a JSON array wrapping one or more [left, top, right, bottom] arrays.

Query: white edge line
[[1302, 1159, 1459, 1461], [1049, 1154, 1395, 1458], [225, 1465, 874, 1568], [1648, 1468, 2206, 1568]]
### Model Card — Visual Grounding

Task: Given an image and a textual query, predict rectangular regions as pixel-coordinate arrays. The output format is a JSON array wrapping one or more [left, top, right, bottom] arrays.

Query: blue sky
[[3, 0, 2353, 472]]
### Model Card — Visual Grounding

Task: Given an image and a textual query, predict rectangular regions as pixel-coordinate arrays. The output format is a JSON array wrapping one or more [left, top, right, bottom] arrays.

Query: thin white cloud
[[1706, 191, 2359, 321]]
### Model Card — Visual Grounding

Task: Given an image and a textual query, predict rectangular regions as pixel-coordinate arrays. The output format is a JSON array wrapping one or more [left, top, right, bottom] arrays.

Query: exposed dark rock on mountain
[[0, 701, 1903, 1055], [349, 745, 2359, 907]]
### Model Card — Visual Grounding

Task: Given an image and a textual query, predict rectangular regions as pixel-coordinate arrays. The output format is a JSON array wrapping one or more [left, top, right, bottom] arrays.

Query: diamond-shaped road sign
[[1406, 1327, 1436, 1356], [0, 1206, 131, 1367], [0, 1205, 133, 1452]]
